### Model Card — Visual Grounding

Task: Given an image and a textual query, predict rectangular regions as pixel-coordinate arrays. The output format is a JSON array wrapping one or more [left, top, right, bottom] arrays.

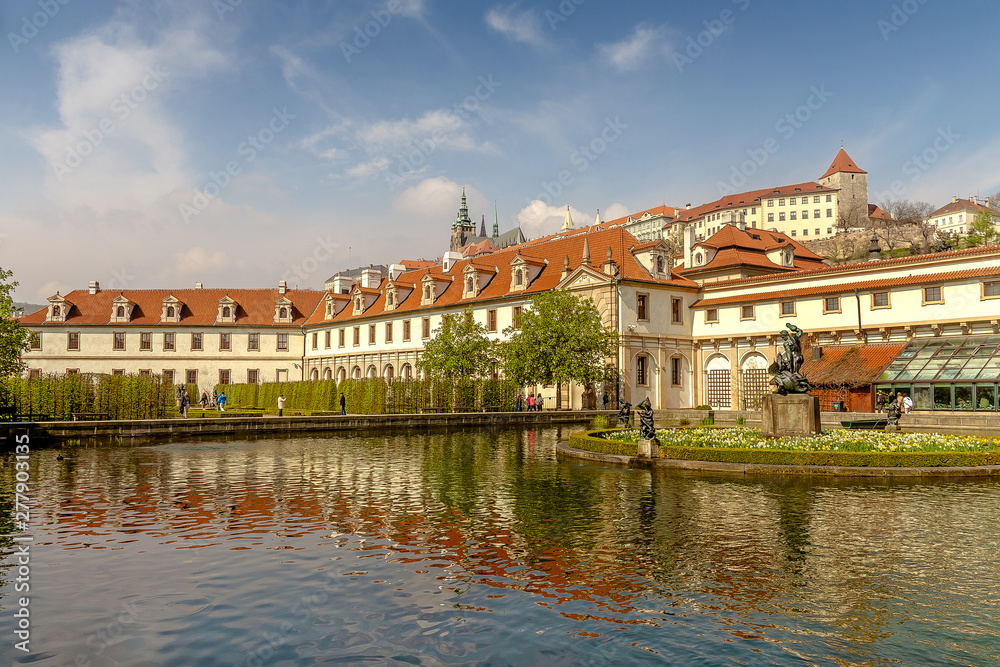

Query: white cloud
[[486, 5, 543, 45], [394, 177, 486, 223], [598, 24, 664, 72], [172, 247, 235, 276], [602, 202, 630, 221], [516, 200, 589, 238]]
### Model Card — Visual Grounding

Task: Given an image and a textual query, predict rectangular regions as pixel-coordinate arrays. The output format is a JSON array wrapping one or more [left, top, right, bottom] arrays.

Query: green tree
[[501, 290, 618, 392], [417, 307, 495, 379], [0, 267, 30, 379], [965, 210, 1000, 248]]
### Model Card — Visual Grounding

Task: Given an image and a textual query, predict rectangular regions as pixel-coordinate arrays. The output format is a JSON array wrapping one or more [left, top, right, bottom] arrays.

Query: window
[[802, 210, 809, 219], [67, 332, 80, 350], [277, 333, 288, 351], [705, 308, 719, 323], [827, 227, 833, 234], [779, 212, 786, 221], [671, 357, 682, 387], [636, 355, 648, 386], [162, 369, 174, 385], [487, 309, 497, 332], [186, 370, 197, 385], [113, 332, 126, 350], [353, 327, 360, 346], [325, 331, 331, 348], [780, 301, 795, 316], [740, 305, 754, 320], [790, 230, 796, 236], [983, 281, 1000, 298], [403, 320, 411, 341], [824, 296, 841, 313], [637, 293, 648, 321], [813, 196, 820, 203], [166, 306, 175, 318], [923, 286, 943, 304], [815, 210, 821, 219], [465, 276, 474, 294], [778, 198, 785, 206], [790, 211, 797, 221], [191, 332, 203, 351], [279, 307, 288, 319], [767, 213, 774, 222], [423, 285, 432, 301], [815, 228, 820, 236], [671, 297, 683, 324], [802, 229, 808, 236], [219, 369, 231, 385], [767, 199, 774, 207], [789, 197, 796, 205], [385, 322, 393, 343], [826, 194, 832, 202], [138, 332, 151, 350], [872, 291, 890, 309], [515, 269, 523, 287], [422, 318, 431, 339], [512, 306, 522, 329], [116, 306, 125, 318], [164, 332, 175, 351], [338, 329, 345, 347], [826, 209, 833, 217], [656, 256, 664, 273], [28, 332, 41, 350], [27, 369, 41, 379], [311, 332, 318, 350], [220, 333, 231, 351], [247, 369, 259, 384], [248, 332, 259, 351], [112, 369, 125, 377], [369, 324, 376, 345], [222, 306, 231, 319]]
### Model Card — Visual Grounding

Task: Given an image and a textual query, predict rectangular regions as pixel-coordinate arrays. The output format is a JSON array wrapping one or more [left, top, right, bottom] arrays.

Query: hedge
[[2, 373, 173, 420]]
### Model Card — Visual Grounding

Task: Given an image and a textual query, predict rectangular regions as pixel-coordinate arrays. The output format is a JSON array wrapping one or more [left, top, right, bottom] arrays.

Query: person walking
[[200, 392, 208, 411], [217, 392, 227, 412], [527, 393, 535, 412], [339, 392, 346, 415], [516, 394, 523, 412], [180, 391, 190, 418], [901, 391, 913, 414], [536, 395, 543, 411], [277, 393, 285, 417], [603, 392, 609, 410]]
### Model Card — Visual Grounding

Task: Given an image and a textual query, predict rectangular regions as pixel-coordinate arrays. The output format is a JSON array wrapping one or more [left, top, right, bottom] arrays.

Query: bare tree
[[872, 199, 935, 253]]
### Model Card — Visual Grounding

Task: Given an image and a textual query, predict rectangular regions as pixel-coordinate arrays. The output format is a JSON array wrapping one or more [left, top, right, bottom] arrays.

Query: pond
[[3, 426, 1000, 665]]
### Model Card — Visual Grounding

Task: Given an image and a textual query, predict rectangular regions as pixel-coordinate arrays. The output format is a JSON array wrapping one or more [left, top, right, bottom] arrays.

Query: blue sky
[[2, 0, 999, 302]]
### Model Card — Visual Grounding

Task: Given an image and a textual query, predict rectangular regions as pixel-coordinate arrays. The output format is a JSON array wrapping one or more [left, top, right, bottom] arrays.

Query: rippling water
[[3, 426, 1000, 665]]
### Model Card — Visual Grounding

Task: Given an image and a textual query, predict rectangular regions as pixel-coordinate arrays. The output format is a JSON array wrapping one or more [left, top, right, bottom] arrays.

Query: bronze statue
[[885, 392, 901, 428], [617, 401, 632, 428], [769, 322, 811, 394], [636, 397, 658, 444]]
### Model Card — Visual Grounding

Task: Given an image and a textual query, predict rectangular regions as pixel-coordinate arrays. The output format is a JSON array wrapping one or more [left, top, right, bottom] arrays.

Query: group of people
[[515, 393, 544, 411], [877, 390, 913, 414]]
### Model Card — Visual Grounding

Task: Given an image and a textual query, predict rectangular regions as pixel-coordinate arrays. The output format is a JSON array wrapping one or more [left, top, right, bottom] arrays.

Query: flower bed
[[569, 428, 1000, 467]]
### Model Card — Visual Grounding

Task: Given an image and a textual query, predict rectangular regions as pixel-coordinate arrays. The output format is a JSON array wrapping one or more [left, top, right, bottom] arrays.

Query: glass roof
[[879, 336, 1000, 383]]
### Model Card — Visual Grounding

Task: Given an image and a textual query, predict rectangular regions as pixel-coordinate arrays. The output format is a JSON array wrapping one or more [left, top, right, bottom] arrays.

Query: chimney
[[685, 203, 691, 210], [603, 246, 616, 276], [332, 274, 351, 295], [683, 224, 695, 268], [388, 264, 405, 281], [952, 195, 958, 203], [360, 266, 381, 289], [278, 280, 287, 295], [88, 280, 100, 295], [970, 193, 976, 205], [195, 282, 203, 290]]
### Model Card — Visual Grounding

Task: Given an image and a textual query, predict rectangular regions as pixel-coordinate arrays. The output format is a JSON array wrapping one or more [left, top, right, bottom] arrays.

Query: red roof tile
[[820, 148, 867, 179], [927, 198, 992, 218], [800, 342, 906, 387]]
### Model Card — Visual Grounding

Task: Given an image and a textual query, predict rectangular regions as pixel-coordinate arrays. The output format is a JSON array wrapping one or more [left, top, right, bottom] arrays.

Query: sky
[[3, 0, 999, 303]]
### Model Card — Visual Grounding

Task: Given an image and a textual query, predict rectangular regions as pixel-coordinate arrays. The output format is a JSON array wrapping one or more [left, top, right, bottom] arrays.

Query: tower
[[450, 188, 476, 251], [819, 147, 869, 228]]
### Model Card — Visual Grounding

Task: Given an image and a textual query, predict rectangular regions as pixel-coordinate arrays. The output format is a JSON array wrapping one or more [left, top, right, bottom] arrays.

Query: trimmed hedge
[[569, 429, 1000, 467], [2, 373, 173, 420]]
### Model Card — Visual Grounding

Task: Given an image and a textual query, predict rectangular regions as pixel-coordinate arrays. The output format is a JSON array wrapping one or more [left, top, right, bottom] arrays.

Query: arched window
[[166, 306, 175, 318], [323, 367, 332, 380], [116, 306, 125, 318], [515, 269, 523, 286], [309, 368, 319, 382], [386, 291, 394, 306], [337, 367, 347, 383], [656, 256, 664, 273], [367, 365, 377, 379], [222, 306, 231, 318], [384, 364, 394, 382], [352, 366, 362, 379], [424, 285, 431, 300], [401, 363, 412, 380], [52, 305, 61, 317], [466, 276, 474, 293], [279, 307, 288, 319]]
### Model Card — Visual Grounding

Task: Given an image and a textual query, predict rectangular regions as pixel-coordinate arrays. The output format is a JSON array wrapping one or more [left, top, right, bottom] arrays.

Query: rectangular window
[[353, 327, 360, 346], [802, 229, 808, 236], [983, 281, 1000, 298], [67, 368, 80, 375], [705, 308, 719, 323], [164, 332, 175, 351], [778, 198, 785, 206], [186, 369, 197, 385], [324, 331, 331, 348], [790, 211, 797, 220], [28, 332, 41, 350], [779, 212, 786, 221], [403, 320, 411, 341], [780, 301, 796, 316], [740, 305, 754, 320], [219, 369, 231, 386], [767, 199, 774, 207], [671, 357, 682, 387], [814, 209, 821, 219], [487, 309, 497, 332], [247, 369, 259, 384], [826, 194, 832, 202], [311, 332, 318, 350], [369, 324, 376, 345], [789, 197, 796, 205], [815, 228, 820, 236], [813, 196, 820, 203], [422, 317, 431, 338], [872, 291, 890, 309], [112, 369, 125, 377], [67, 332, 80, 350], [248, 332, 259, 351], [637, 293, 648, 321], [824, 296, 841, 313], [512, 307, 522, 330], [191, 332, 203, 351], [140, 332, 152, 350], [790, 230, 796, 236], [802, 210, 809, 219], [767, 213, 774, 222], [28, 369, 41, 379], [671, 297, 683, 324], [923, 286, 943, 304], [220, 333, 231, 351], [636, 355, 648, 386], [113, 332, 126, 350], [162, 369, 174, 385], [385, 322, 393, 343], [826, 208, 833, 217], [827, 227, 833, 234], [140, 370, 152, 378], [277, 333, 288, 351], [339, 328, 345, 347]]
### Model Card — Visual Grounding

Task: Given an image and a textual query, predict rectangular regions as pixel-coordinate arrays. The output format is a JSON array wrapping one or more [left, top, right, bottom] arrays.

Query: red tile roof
[[800, 342, 906, 387], [600, 204, 679, 229], [820, 148, 867, 179], [928, 198, 992, 218], [678, 225, 827, 274], [20, 288, 325, 327], [674, 182, 836, 223]]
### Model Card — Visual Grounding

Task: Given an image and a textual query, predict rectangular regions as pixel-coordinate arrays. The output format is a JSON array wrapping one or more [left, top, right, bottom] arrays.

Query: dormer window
[[424, 285, 432, 301], [161, 296, 183, 323], [217, 297, 238, 324], [353, 295, 363, 315], [110, 295, 134, 324], [273, 296, 293, 323], [695, 253, 704, 266]]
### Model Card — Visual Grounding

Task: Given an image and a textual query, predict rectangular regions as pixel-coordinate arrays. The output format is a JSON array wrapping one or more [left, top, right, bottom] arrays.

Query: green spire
[[492, 201, 499, 240], [454, 187, 472, 229]]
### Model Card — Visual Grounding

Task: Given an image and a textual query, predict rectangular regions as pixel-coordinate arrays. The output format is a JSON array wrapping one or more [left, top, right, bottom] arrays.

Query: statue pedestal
[[761, 394, 821, 438], [884, 424, 899, 433], [637, 439, 660, 458]]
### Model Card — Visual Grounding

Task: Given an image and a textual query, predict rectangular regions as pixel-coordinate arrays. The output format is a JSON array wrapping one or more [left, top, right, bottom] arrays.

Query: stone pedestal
[[761, 394, 821, 438], [637, 438, 660, 458], [884, 424, 899, 433]]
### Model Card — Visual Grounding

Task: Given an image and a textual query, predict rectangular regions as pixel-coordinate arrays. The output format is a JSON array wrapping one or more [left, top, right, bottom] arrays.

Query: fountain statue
[[768, 323, 811, 394], [635, 397, 660, 458], [761, 322, 821, 437], [617, 401, 632, 428]]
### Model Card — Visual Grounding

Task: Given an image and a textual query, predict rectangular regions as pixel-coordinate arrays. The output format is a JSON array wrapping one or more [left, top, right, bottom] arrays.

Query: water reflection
[[2, 427, 1000, 665]]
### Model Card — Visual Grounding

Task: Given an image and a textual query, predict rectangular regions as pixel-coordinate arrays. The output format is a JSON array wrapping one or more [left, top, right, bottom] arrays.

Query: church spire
[[454, 188, 473, 229], [480, 215, 486, 238], [492, 202, 499, 240], [561, 205, 574, 232]]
